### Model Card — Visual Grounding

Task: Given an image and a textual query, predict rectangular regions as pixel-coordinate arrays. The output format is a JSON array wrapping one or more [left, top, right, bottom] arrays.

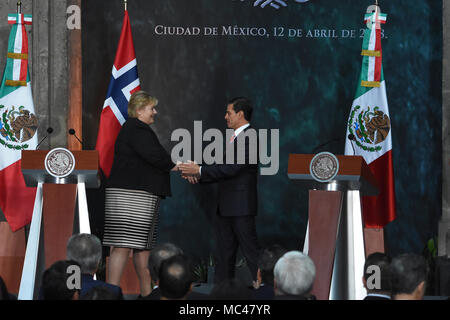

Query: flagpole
[[124, 0, 128, 11], [17, 1, 22, 14]]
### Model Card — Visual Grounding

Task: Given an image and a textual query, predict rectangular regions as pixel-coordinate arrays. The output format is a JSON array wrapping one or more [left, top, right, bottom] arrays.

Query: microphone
[[36, 127, 54, 150], [348, 134, 357, 155], [68, 128, 83, 146], [312, 136, 343, 154]]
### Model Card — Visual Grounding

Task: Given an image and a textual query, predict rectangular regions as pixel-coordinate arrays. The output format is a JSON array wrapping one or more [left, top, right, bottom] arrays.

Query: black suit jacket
[[80, 274, 123, 299], [363, 294, 391, 300], [253, 284, 275, 300], [200, 126, 258, 217], [107, 118, 175, 197], [138, 287, 209, 300]]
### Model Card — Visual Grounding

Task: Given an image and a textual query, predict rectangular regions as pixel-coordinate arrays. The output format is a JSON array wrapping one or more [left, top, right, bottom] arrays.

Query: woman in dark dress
[[103, 91, 178, 297]]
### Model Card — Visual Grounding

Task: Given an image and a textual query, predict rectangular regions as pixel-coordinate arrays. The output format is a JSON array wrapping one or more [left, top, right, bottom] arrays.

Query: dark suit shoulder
[[81, 274, 122, 297], [363, 295, 391, 300]]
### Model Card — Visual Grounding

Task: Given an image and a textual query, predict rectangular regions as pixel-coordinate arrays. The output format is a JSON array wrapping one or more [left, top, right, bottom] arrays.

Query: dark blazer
[[363, 294, 391, 300], [138, 286, 209, 300], [253, 284, 275, 300], [274, 293, 317, 300], [200, 126, 258, 216], [80, 274, 123, 299], [107, 118, 175, 197]]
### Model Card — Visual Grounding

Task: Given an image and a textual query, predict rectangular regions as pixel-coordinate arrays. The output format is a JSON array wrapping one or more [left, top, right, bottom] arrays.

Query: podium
[[287, 154, 378, 300], [18, 149, 99, 300]]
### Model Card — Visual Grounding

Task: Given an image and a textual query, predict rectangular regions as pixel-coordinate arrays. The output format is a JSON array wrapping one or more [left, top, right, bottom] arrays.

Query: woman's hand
[[171, 161, 183, 171]]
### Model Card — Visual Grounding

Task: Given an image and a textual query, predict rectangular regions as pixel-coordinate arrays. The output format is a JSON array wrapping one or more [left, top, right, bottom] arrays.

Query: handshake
[[172, 160, 201, 184]]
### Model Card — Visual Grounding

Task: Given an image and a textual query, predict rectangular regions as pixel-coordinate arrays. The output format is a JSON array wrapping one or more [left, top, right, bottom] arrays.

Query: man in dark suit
[[253, 245, 288, 300], [390, 253, 428, 300], [66, 233, 123, 299], [362, 252, 391, 300], [140, 242, 208, 300], [180, 97, 261, 284]]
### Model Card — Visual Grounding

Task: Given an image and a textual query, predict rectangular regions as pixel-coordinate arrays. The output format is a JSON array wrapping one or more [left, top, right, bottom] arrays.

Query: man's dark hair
[[258, 245, 287, 286], [390, 253, 429, 296], [229, 97, 253, 122], [158, 254, 193, 300], [148, 242, 183, 283], [363, 252, 391, 292], [42, 260, 80, 300], [209, 278, 253, 300], [0, 276, 11, 300]]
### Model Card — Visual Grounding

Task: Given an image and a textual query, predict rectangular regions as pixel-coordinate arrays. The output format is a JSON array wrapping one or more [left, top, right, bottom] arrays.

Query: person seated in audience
[[390, 253, 429, 300], [362, 252, 391, 300], [141, 243, 208, 300], [41, 260, 80, 300], [210, 278, 254, 300], [253, 244, 287, 300], [67, 233, 123, 299], [140, 242, 184, 300], [273, 251, 316, 300], [158, 254, 194, 300], [80, 285, 121, 300], [0, 276, 16, 300]]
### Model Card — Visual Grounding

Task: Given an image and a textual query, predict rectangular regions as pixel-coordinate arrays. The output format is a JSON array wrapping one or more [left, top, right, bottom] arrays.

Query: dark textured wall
[[82, 0, 442, 262]]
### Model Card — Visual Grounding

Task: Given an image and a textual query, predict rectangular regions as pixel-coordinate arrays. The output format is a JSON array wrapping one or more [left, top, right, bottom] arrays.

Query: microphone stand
[[348, 134, 357, 155]]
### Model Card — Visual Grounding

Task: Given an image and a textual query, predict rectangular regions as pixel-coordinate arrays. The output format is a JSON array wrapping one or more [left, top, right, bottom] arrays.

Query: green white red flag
[[0, 13, 37, 232], [345, 6, 396, 228]]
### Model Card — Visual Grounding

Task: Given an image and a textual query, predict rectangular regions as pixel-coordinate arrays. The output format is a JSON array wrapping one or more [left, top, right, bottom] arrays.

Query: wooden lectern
[[18, 150, 99, 300], [287, 154, 378, 300]]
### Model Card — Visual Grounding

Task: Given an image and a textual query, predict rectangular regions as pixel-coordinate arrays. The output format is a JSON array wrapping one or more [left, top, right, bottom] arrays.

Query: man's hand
[[183, 174, 200, 184], [179, 161, 200, 176]]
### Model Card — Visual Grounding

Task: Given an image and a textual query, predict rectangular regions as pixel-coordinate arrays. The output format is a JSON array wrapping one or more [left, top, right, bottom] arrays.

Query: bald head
[[158, 254, 193, 300]]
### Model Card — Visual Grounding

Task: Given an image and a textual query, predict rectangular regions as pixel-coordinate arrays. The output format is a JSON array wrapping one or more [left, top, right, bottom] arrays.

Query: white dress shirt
[[199, 123, 250, 175]]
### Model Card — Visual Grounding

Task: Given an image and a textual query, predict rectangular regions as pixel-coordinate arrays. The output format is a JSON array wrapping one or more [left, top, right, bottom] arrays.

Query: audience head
[[210, 278, 254, 300], [0, 276, 11, 300], [42, 260, 80, 300], [158, 254, 193, 300], [148, 242, 183, 284], [66, 233, 102, 274], [81, 286, 121, 300], [257, 244, 287, 287], [363, 252, 391, 295], [390, 253, 429, 300], [273, 251, 316, 297]]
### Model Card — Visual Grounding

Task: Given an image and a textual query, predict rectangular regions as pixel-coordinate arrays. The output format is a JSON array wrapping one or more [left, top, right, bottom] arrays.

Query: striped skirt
[[103, 188, 161, 250]]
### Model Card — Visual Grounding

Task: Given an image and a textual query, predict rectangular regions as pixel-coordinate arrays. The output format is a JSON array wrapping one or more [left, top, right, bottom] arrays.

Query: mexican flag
[[0, 13, 37, 232], [345, 7, 396, 228]]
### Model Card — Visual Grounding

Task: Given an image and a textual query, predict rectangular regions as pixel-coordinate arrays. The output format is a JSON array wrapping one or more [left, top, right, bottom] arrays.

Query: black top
[[363, 294, 391, 300], [107, 118, 175, 197]]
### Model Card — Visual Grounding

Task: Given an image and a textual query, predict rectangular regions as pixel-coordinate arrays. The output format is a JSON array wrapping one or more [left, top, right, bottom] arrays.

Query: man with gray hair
[[273, 251, 316, 300], [66, 233, 123, 299]]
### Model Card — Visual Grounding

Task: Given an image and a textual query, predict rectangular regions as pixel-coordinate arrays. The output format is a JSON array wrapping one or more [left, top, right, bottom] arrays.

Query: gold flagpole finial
[[17, 1, 22, 14], [124, 0, 128, 11]]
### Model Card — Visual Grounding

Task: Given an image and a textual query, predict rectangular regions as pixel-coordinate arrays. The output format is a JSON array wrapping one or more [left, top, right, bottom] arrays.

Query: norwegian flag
[[95, 10, 141, 177]]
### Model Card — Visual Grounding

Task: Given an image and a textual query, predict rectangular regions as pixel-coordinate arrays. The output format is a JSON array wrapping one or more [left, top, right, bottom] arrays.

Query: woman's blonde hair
[[128, 90, 158, 118]]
